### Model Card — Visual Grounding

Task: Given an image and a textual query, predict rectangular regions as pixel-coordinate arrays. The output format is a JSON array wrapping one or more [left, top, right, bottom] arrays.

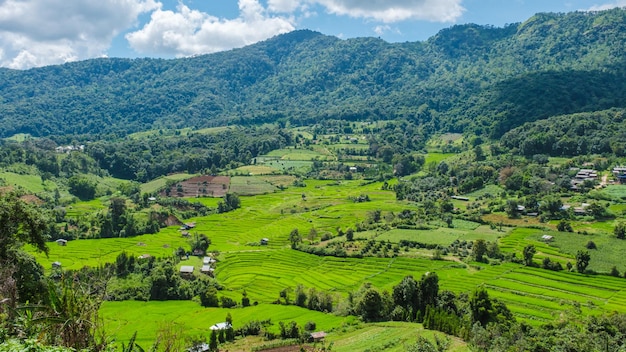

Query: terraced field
[[32, 172, 626, 348]]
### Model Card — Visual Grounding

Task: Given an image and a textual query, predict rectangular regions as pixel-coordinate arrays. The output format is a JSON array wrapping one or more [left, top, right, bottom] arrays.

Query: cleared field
[[229, 165, 278, 175], [160, 175, 230, 198], [141, 173, 198, 194], [265, 148, 333, 161], [229, 176, 276, 195]]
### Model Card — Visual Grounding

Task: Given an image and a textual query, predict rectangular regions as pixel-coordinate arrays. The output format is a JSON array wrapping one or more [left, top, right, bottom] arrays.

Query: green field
[[376, 224, 501, 246], [26, 177, 626, 348], [0, 171, 52, 193], [229, 176, 277, 195], [100, 301, 351, 348], [265, 148, 333, 161]]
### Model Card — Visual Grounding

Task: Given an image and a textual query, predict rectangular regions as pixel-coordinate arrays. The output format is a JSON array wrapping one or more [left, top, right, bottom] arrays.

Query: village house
[[55, 239, 68, 246], [179, 265, 195, 278], [570, 168, 598, 190]]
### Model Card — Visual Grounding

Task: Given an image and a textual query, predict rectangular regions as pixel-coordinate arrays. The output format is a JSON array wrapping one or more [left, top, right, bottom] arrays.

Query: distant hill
[[0, 8, 625, 139]]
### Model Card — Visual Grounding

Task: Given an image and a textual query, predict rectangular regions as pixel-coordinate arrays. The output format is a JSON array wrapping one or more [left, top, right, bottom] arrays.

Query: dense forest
[[0, 9, 625, 140]]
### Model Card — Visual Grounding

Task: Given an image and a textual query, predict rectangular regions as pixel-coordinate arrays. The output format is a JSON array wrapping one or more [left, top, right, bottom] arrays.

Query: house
[[202, 256, 215, 265], [310, 331, 327, 342], [52, 261, 62, 269], [541, 235, 554, 242], [55, 239, 68, 246], [200, 265, 214, 276], [451, 196, 469, 201], [349, 166, 358, 172], [260, 238, 269, 245], [138, 254, 152, 259], [179, 266, 195, 277], [210, 322, 232, 330]]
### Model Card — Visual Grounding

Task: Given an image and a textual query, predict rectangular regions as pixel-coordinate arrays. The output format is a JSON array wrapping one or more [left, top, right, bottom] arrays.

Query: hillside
[[0, 9, 625, 139]]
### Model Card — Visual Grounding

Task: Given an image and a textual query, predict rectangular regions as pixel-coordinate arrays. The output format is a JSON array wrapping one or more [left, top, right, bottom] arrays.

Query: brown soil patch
[[20, 194, 44, 205], [253, 345, 314, 352], [160, 175, 230, 198]]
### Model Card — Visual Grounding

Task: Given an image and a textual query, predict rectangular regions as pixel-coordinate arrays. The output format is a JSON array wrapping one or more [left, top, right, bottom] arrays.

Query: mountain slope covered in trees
[[0, 8, 625, 139]]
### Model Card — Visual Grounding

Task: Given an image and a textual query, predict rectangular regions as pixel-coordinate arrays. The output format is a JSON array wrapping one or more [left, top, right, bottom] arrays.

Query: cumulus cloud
[[587, 1, 626, 11], [313, 0, 464, 23], [126, 0, 295, 56], [0, 0, 159, 69]]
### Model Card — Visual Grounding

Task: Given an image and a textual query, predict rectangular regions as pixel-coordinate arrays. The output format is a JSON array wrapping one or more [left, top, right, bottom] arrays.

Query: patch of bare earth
[[160, 175, 230, 198]]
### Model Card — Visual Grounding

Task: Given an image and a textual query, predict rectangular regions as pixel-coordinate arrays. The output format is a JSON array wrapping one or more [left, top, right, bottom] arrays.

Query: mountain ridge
[[0, 8, 625, 139]]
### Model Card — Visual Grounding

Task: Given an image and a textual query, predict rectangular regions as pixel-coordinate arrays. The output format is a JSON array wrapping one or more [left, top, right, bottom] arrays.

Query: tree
[[523, 244, 536, 266], [209, 329, 218, 351], [615, 221, 626, 239], [356, 288, 383, 322], [67, 175, 97, 200], [392, 276, 419, 321], [576, 250, 591, 273], [473, 239, 487, 262], [0, 192, 49, 260], [557, 220, 573, 232], [289, 228, 302, 249], [346, 228, 354, 241], [190, 233, 211, 255], [200, 286, 220, 307]]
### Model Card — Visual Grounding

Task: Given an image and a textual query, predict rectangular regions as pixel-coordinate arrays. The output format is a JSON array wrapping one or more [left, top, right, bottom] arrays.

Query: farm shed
[[201, 265, 214, 275], [55, 239, 68, 246], [310, 331, 327, 342], [180, 266, 195, 277], [210, 322, 232, 330], [260, 238, 269, 245]]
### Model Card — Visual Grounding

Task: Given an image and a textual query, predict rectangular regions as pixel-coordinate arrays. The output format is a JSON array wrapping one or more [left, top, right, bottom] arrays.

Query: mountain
[[0, 8, 625, 139]]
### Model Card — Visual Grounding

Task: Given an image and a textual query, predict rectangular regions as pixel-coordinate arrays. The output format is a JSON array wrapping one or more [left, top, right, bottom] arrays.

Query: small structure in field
[[260, 238, 269, 245], [179, 266, 195, 278], [52, 261, 62, 269], [209, 322, 232, 331], [541, 235, 554, 242], [200, 265, 214, 276], [55, 239, 68, 246], [310, 331, 327, 342]]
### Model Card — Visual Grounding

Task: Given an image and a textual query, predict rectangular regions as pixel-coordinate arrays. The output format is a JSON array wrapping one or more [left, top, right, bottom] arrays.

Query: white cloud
[[312, 0, 465, 23], [587, 1, 626, 11], [374, 25, 390, 35], [0, 0, 159, 69], [126, 0, 295, 56], [268, 0, 302, 13]]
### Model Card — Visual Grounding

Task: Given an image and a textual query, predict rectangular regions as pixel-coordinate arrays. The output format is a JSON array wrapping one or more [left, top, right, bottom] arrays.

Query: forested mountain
[[0, 8, 625, 139]]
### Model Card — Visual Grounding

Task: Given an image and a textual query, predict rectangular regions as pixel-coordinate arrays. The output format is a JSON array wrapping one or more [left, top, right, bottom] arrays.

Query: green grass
[[594, 185, 626, 201], [140, 173, 198, 194], [328, 322, 467, 352], [0, 171, 53, 193], [4, 133, 32, 142], [265, 148, 332, 161], [32, 228, 189, 271], [424, 153, 456, 165]]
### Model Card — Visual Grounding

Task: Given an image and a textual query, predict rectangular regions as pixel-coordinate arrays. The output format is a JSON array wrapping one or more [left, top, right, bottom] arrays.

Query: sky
[[0, 0, 624, 69]]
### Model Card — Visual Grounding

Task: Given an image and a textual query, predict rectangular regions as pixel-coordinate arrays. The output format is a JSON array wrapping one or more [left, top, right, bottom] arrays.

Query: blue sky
[[0, 0, 624, 69]]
